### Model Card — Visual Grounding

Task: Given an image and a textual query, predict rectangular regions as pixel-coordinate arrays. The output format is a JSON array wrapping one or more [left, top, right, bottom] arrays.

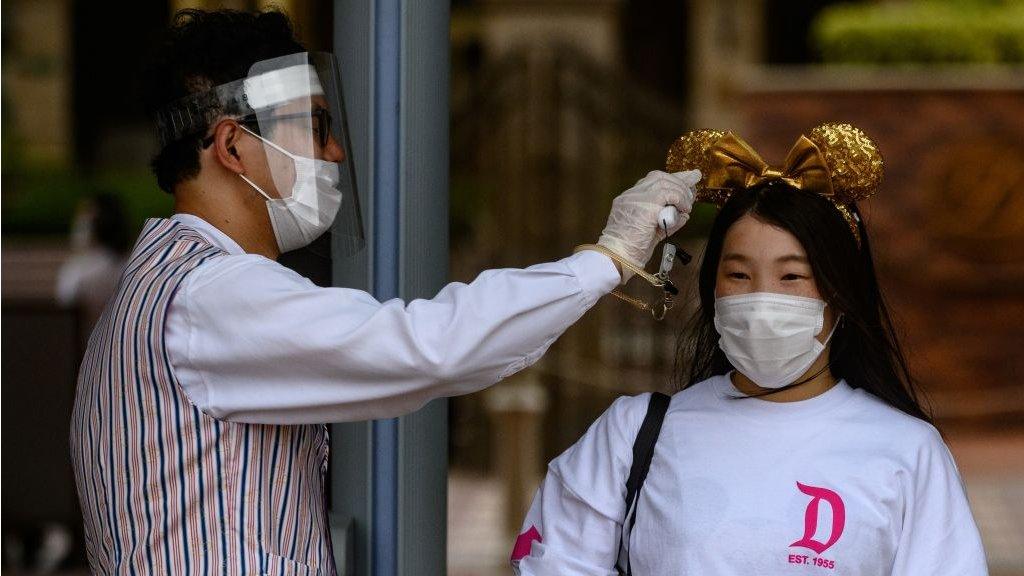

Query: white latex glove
[[597, 169, 701, 283]]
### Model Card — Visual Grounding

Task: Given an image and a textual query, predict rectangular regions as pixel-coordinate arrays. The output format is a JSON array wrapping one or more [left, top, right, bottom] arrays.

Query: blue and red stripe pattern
[[70, 218, 334, 575]]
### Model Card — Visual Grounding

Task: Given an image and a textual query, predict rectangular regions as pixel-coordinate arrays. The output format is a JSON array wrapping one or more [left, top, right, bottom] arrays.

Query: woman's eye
[[727, 272, 749, 280], [782, 273, 806, 281]]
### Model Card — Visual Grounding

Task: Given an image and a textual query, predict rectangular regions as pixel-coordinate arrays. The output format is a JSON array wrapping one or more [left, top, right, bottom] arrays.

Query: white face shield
[[155, 52, 364, 255]]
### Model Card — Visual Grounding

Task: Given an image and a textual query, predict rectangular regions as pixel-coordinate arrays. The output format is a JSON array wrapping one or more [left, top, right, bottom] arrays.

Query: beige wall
[[689, 0, 764, 130], [3, 0, 72, 165], [478, 0, 623, 67]]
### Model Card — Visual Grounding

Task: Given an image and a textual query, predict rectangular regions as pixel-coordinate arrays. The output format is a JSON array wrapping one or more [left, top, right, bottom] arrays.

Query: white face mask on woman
[[713, 292, 839, 389], [237, 125, 343, 253]]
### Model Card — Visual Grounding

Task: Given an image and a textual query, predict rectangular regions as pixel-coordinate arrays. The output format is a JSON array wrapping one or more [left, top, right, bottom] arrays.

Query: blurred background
[[3, 0, 1023, 575]]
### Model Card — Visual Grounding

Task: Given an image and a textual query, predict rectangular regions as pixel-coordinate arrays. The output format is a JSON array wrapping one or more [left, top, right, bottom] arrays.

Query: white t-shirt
[[513, 374, 988, 575]]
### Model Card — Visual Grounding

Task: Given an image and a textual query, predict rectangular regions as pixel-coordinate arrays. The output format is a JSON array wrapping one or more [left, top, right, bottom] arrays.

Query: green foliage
[[2, 164, 173, 238], [813, 1, 1024, 64]]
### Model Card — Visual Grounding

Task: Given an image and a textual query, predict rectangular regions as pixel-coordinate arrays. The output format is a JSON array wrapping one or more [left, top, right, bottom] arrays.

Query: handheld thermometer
[[658, 205, 678, 231]]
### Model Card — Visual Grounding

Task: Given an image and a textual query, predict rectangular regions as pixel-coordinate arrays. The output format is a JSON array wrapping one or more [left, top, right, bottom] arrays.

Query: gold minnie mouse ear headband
[[665, 122, 883, 246]]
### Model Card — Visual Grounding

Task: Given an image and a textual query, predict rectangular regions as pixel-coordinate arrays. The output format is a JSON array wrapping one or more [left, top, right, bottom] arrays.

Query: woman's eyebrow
[[721, 253, 808, 263], [776, 254, 809, 264], [721, 253, 749, 263]]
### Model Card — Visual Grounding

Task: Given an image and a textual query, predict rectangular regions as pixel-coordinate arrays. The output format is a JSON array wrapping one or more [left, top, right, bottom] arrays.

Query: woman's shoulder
[[663, 374, 729, 413], [579, 393, 656, 450], [550, 390, 677, 469], [847, 386, 947, 451], [558, 377, 725, 461], [594, 376, 724, 433]]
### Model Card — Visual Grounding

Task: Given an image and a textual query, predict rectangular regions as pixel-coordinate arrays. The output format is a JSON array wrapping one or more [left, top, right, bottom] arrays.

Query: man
[[69, 9, 700, 575]]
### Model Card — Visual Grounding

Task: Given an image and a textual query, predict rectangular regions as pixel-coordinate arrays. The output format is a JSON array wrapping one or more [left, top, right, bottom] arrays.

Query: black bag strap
[[616, 392, 671, 576]]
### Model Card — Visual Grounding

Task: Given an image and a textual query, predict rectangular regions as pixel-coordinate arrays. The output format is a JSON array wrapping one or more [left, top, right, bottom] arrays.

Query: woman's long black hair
[[673, 180, 934, 425]]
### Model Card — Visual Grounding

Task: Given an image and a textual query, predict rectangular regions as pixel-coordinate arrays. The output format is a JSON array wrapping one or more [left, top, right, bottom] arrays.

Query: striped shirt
[[71, 218, 335, 575]]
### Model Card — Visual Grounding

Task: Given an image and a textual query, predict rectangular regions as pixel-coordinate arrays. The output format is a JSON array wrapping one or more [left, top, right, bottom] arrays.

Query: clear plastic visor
[[157, 51, 363, 255]]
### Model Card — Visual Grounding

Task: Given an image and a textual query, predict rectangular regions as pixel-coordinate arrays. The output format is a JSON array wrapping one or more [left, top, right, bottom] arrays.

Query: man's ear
[[210, 121, 246, 174]]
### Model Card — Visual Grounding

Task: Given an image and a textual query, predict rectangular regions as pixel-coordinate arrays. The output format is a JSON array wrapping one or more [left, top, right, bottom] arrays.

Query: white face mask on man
[[237, 125, 344, 253], [713, 292, 839, 389]]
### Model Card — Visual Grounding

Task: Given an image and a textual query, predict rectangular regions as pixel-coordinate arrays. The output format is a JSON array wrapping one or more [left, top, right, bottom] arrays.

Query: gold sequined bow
[[666, 123, 884, 245], [705, 133, 834, 201]]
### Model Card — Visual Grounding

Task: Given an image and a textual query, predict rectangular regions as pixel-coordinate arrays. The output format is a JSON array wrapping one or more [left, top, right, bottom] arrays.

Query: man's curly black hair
[[142, 10, 305, 194]]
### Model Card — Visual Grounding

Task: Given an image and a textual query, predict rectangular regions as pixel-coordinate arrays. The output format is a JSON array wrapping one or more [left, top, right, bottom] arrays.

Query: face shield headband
[[154, 52, 364, 256]]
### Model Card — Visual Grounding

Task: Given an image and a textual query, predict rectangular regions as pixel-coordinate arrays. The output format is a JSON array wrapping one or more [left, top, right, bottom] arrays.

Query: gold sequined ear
[[666, 129, 730, 205], [805, 123, 884, 205]]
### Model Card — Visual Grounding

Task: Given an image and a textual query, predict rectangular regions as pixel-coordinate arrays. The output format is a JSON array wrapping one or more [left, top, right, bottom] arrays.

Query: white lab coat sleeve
[[890, 426, 989, 575], [512, 394, 650, 576], [167, 249, 619, 424]]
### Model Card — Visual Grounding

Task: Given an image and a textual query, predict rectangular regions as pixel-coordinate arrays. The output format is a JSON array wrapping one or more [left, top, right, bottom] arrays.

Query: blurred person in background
[[2, 522, 74, 574], [512, 126, 988, 576], [68, 8, 700, 574], [55, 192, 130, 331]]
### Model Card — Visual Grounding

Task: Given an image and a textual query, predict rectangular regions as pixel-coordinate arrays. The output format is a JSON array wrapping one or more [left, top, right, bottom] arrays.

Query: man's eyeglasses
[[201, 108, 334, 149]]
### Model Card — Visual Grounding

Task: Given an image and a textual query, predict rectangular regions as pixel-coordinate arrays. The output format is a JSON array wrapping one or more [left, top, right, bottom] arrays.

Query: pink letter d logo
[[790, 482, 845, 554]]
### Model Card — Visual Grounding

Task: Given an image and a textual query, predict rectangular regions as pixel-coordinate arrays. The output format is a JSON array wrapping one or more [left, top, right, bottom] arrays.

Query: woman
[[56, 192, 130, 333], [510, 125, 988, 575]]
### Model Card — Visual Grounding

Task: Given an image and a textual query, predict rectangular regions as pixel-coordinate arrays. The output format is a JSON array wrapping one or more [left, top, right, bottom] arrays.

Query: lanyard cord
[[574, 244, 679, 320]]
